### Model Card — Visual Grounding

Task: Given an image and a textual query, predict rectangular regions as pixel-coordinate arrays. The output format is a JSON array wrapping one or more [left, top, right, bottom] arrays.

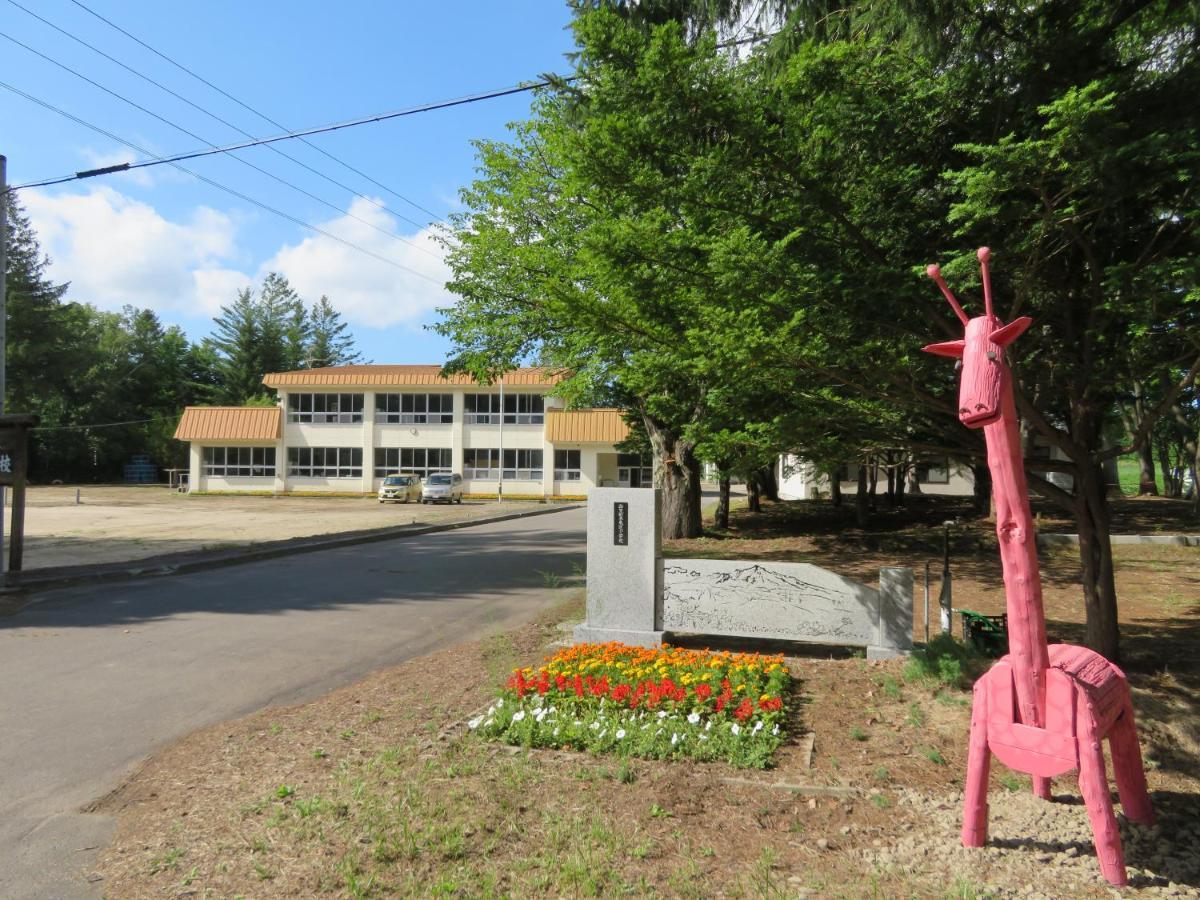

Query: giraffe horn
[[926, 264, 969, 325], [977, 247, 995, 319]]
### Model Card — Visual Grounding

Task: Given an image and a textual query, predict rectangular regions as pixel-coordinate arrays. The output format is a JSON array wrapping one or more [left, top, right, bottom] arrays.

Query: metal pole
[[496, 377, 504, 503], [1, 155, 8, 575], [923, 560, 930, 644]]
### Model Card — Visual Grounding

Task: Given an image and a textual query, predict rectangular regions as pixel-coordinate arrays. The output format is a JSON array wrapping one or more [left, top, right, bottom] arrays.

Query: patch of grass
[[999, 771, 1023, 792], [873, 765, 891, 783], [921, 746, 947, 765], [881, 675, 903, 700], [148, 846, 184, 874], [274, 784, 295, 799], [312, 747, 328, 759], [850, 726, 869, 742], [649, 803, 673, 819], [906, 702, 927, 728], [904, 634, 982, 689], [268, 723, 283, 736], [870, 793, 892, 809], [361, 709, 383, 724], [536, 568, 563, 589]]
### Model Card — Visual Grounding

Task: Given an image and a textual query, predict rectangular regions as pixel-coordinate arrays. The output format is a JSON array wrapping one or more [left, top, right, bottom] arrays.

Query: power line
[[0, 28, 442, 261], [31, 414, 180, 432], [68, 0, 444, 223], [7, 77, 559, 193], [5, 0, 439, 235], [0, 79, 442, 283]]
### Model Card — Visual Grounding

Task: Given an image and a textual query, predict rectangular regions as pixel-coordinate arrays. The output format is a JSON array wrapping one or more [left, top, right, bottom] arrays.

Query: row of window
[[285, 393, 547, 425], [202, 446, 586, 481]]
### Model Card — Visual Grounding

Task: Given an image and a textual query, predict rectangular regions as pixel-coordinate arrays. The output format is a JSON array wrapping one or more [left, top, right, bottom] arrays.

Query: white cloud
[[23, 186, 247, 316], [264, 197, 454, 329], [21, 188, 455, 327]]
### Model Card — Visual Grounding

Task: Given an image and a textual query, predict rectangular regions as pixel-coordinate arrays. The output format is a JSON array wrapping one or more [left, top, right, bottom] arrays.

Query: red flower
[[715, 696, 727, 713], [695, 683, 713, 701], [733, 698, 754, 722], [555, 674, 567, 691]]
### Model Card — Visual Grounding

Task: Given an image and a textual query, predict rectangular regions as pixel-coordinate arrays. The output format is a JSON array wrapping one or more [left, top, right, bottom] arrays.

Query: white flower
[[468, 715, 483, 730], [772, 724, 779, 735], [553, 727, 559, 736], [657, 711, 668, 719], [705, 721, 712, 731], [753, 721, 764, 733], [484, 718, 494, 728], [590, 721, 600, 730], [616, 728, 627, 740], [687, 712, 700, 725], [731, 723, 741, 736], [487, 705, 496, 716], [699, 734, 709, 742], [574, 720, 583, 726], [512, 710, 526, 722], [671, 733, 679, 746], [496, 698, 504, 708]]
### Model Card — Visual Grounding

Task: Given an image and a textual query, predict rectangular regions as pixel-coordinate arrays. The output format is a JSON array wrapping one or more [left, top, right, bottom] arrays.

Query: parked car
[[378, 473, 422, 503], [421, 471, 463, 504]]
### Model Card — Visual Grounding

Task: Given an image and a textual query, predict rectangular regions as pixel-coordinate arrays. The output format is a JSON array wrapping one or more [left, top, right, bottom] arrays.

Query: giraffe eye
[[954, 359, 963, 371], [987, 351, 997, 361]]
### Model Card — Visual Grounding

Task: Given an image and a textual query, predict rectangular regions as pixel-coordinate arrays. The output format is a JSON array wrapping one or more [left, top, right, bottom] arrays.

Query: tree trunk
[[760, 465, 780, 502], [1136, 441, 1158, 496], [643, 414, 702, 539], [747, 475, 762, 513], [1076, 460, 1120, 661], [715, 473, 731, 530], [971, 462, 992, 518], [830, 468, 842, 507], [885, 461, 896, 505], [906, 460, 921, 496], [867, 458, 879, 509], [1158, 439, 1181, 498], [895, 462, 907, 507], [854, 464, 869, 528]]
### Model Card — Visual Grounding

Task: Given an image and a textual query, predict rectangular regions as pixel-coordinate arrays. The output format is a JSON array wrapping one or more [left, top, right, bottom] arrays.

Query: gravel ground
[[865, 788, 1200, 897]]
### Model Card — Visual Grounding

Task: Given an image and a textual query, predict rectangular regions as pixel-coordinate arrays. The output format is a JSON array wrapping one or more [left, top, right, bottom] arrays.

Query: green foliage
[[904, 634, 980, 689]]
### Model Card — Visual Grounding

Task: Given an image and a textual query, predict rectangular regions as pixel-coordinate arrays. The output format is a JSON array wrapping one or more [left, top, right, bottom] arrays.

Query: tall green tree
[[306, 295, 364, 367]]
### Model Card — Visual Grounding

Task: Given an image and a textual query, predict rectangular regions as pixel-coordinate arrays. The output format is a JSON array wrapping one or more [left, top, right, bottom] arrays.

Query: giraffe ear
[[922, 340, 965, 358], [990, 316, 1033, 347]]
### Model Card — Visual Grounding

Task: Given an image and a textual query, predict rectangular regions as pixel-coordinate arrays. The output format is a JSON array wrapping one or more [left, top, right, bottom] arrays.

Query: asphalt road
[[0, 506, 586, 899]]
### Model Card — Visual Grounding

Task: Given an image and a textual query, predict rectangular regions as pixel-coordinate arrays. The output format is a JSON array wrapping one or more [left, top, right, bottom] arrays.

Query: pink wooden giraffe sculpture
[[922, 247, 1154, 886]]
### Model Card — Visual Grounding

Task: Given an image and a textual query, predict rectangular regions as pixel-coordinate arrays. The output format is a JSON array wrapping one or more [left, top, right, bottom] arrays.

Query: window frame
[[202, 446, 276, 477], [463, 393, 501, 424], [286, 446, 364, 478], [554, 449, 582, 481], [373, 447, 453, 478], [502, 448, 543, 481], [916, 457, 951, 485], [503, 393, 545, 425], [375, 392, 454, 425], [463, 448, 500, 479], [286, 392, 365, 424]]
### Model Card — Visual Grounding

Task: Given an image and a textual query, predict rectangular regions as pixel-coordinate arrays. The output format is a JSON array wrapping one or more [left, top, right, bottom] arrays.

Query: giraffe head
[[922, 247, 1032, 429]]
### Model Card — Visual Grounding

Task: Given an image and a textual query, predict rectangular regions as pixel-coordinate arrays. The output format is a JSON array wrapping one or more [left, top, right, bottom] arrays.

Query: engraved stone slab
[[663, 559, 912, 656]]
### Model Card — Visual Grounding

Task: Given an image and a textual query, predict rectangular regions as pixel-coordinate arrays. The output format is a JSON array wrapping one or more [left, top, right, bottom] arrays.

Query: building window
[[503, 393, 544, 425], [287, 447, 363, 478], [287, 393, 364, 424], [554, 449, 581, 481], [502, 449, 543, 481], [203, 446, 276, 477], [617, 452, 654, 488], [463, 448, 500, 479], [916, 458, 951, 484], [373, 447, 453, 478], [376, 393, 453, 424], [464, 394, 501, 424]]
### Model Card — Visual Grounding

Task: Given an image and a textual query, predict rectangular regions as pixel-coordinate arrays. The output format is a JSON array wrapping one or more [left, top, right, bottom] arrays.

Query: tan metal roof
[[173, 406, 282, 442], [262, 365, 565, 388], [546, 409, 630, 444]]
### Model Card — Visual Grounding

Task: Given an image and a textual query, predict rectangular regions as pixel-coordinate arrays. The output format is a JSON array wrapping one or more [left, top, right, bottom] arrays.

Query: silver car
[[378, 473, 421, 503], [421, 471, 463, 504]]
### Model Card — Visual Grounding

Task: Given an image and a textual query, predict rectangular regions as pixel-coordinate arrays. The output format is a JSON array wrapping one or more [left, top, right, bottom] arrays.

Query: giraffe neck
[[982, 386, 1050, 727]]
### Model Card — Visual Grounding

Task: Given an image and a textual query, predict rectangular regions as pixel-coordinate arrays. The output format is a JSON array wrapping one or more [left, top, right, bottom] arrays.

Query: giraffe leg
[[1078, 698, 1127, 885], [1109, 698, 1154, 826], [1033, 775, 1051, 800], [962, 682, 990, 847]]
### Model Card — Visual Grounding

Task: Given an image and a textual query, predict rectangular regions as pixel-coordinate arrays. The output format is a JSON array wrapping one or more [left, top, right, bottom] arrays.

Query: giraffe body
[[923, 248, 1153, 886]]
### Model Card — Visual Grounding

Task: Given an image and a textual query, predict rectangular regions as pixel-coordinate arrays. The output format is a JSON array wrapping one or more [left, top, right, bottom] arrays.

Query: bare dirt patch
[[17, 485, 557, 570]]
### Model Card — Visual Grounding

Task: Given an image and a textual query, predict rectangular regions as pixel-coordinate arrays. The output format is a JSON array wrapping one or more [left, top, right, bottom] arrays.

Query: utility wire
[[68, 0, 444, 223], [5, 0, 438, 235], [7, 76, 558, 193], [0, 79, 442, 283], [31, 413, 181, 431], [0, 29, 442, 261]]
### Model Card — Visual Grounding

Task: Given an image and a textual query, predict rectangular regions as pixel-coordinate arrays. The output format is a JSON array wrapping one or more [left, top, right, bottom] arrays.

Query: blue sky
[[1, 1, 579, 363]]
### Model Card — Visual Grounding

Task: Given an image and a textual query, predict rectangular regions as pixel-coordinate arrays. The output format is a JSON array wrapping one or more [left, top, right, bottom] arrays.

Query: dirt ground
[[12, 486, 557, 570], [89, 495, 1200, 897]]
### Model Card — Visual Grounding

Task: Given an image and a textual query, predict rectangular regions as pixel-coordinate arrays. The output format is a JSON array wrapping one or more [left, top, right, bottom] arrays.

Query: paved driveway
[[0, 507, 585, 899]]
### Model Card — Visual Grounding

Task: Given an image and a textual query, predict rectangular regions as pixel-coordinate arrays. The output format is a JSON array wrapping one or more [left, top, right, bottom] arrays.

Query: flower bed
[[470, 642, 792, 768]]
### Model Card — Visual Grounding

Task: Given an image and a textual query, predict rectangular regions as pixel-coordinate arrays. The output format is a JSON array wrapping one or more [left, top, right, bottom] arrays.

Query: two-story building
[[173, 365, 649, 498]]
